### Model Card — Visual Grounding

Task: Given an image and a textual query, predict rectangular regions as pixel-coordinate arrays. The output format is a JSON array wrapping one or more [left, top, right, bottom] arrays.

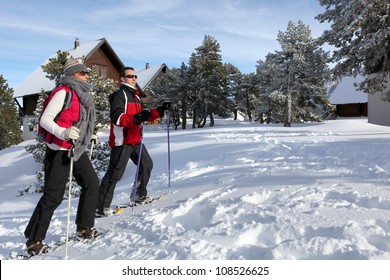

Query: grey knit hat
[[63, 59, 89, 76]]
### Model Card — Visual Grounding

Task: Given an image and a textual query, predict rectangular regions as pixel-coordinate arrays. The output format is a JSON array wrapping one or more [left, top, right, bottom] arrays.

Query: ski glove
[[157, 101, 171, 117], [91, 134, 99, 145], [64, 126, 80, 140], [134, 109, 151, 125]]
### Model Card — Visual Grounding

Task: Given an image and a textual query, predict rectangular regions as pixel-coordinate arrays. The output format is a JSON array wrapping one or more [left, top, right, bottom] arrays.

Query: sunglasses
[[124, 74, 137, 79]]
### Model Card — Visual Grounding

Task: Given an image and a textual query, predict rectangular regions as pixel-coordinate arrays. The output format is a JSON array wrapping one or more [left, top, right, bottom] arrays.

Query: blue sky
[[0, 0, 328, 89]]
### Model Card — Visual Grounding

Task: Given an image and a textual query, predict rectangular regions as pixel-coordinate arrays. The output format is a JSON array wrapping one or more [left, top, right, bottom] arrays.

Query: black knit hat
[[64, 59, 88, 76]]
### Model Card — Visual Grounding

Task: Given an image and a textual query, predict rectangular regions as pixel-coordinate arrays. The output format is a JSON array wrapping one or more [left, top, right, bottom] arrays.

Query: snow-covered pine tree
[[224, 63, 244, 120], [174, 63, 194, 129], [88, 65, 116, 128], [256, 21, 331, 125], [0, 75, 23, 150], [41, 50, 69, 86], [148, 65, 190, 129], [189, 35, 231, 127], [316, 0, 390, 99], [256, 58, 280, 124], [277, 20, 331, 125], [150, 55, 235, 129], [236, 72, 260, 122]]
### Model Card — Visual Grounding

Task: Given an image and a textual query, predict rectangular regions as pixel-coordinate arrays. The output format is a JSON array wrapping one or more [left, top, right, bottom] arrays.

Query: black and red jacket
[[108, 83, 160, 147]]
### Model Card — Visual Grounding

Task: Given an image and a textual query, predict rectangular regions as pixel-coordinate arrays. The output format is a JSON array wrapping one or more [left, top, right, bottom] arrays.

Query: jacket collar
[[120, 83, 138, 95]]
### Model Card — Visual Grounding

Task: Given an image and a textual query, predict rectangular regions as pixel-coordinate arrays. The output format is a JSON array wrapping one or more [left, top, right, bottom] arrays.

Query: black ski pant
[[97, 143, 153, 211], [24, 148, 99, 242]]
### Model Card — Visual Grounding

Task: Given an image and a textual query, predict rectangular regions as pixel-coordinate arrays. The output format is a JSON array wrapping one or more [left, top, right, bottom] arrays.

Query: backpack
[[37, 85, 72, 143]]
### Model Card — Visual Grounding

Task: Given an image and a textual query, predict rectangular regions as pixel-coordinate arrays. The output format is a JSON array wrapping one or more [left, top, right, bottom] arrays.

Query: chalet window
[[92, 64, 108, 77]]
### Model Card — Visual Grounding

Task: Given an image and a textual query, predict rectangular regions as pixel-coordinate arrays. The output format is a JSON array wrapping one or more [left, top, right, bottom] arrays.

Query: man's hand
[[134, 109, 151, 125], [157, 101, 171, 116]]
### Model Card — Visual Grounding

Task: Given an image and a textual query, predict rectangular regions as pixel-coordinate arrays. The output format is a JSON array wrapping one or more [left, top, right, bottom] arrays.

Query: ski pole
[[89, 128, 98, 160], [89, 141, 94, 160], [65, 141, 75, 260], [131, 122, 144, 214], [166, 110, 171, 189]]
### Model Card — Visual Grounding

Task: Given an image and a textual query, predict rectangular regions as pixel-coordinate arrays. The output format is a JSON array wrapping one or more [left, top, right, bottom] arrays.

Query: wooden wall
[[336, 103, 368, 117], [87, 48, 120, 85]]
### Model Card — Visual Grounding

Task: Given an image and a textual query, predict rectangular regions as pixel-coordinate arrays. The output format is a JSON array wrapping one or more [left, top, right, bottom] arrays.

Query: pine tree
[[0, 75, 23, 150], [88, 66, 116, 127], [149, 63, 192, 129], [256, 54, 287, 124], [41, 50, 69, 86], [240, 73, 260, 122], [189, 35, 230, 127], [256, 21, 331, 125], [255, 58, 278, 123], [175, 63, 194, 129], [316, 0, 390, 99], [225, 64, 260, 122], [224, 63, 243, 120]]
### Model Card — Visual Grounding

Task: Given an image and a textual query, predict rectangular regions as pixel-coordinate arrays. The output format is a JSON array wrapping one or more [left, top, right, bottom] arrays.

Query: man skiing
[[96, 66, 170, 217]]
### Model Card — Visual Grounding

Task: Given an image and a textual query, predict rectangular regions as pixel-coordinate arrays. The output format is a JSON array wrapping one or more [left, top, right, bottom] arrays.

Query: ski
[[9, 252, 33, 260], [115, 194, 164, 211], [8, 229, 106, 260], [9, 240, 61, 260], [97, 191, 175, 217], [95, 208, 123, 218], [96, 198, 158, 217]]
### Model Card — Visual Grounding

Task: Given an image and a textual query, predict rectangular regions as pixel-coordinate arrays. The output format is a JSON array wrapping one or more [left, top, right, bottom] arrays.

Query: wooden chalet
[[136, 63, 167, 96], [13, 38, 124, 116], [13, 38, 167, 140]]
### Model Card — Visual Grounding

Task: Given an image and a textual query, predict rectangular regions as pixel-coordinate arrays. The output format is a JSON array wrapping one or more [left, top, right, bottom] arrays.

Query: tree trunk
[[245, 92, 252, 122], [209, 113, 214, 127], [284, 78, 292, 127], [192, 111, 196, 128], [247, 108, 252, 122], [199, 115, 206, 128], [284, 89, 291, 127], [181, 106, 187, 130]]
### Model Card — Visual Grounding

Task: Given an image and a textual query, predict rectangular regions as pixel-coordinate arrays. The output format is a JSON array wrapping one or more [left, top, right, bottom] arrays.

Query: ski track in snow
[[1, 119, 390, 260]]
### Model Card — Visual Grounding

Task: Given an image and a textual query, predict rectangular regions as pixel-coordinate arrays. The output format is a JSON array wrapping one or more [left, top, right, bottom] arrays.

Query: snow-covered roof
[[328, 75, 367, 104], [13, 39, 111, 98], [14, 38, 166, 98], [136, 64, 167, 90], [13, 63, 57, 98]]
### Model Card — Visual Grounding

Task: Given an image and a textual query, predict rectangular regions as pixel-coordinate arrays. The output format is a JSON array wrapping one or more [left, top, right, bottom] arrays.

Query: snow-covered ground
[[0, 117, 389, 261]]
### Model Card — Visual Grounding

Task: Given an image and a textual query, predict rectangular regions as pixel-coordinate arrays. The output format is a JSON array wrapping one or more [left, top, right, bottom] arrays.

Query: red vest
[[43, 85, 80, 148]]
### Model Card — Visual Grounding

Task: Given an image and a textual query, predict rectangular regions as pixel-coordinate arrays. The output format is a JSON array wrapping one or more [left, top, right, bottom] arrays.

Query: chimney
[[74, 38, 80, 49], [145, 63, 150, 69]]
